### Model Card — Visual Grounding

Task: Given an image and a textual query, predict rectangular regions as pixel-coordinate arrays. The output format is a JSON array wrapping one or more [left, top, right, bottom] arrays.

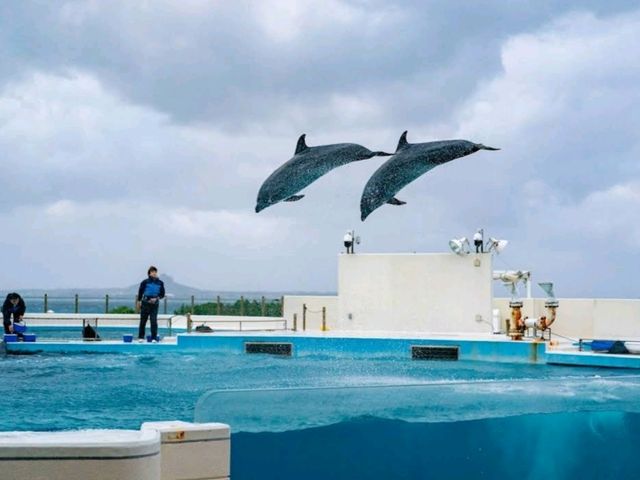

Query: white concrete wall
[[283, 295, 339, 331], [337, 253, 493, 333], [493, 298, 640, 340]]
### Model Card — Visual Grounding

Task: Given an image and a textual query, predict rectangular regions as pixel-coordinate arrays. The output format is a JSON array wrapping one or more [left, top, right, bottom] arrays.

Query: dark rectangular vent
[[411, 345, 459, 361], [245, 342, 292, 356]]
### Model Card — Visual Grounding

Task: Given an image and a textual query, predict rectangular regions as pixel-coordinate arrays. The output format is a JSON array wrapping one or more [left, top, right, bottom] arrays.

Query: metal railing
[[18, 294, 285, 316], [23, 313, 183, 338], [186, 314, 288, 333]]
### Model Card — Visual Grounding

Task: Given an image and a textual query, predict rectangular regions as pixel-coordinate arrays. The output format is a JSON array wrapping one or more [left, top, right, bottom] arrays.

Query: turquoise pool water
[[1, 349, 638, 479]]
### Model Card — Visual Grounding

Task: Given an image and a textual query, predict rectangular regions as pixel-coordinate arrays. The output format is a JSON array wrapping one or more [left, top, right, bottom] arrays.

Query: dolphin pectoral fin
[[284, 195, 305, 202], [386, 197, 406, 206]]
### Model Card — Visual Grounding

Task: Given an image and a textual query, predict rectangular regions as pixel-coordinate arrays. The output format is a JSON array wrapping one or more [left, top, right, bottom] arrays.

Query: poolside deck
[[4, 330, 640, 368]]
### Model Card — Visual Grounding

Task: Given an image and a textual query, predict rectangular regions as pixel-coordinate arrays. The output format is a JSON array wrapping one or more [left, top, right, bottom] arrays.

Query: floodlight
[[487, 237, 508, 254], [448, 237, 469, 256]]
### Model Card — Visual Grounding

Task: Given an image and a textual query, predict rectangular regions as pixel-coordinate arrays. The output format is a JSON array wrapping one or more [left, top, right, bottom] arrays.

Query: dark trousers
[[344, 241, 353, 254], [3, 312, 23, 338], [474, 240, 483, 253], [138, 301, 159, 339]]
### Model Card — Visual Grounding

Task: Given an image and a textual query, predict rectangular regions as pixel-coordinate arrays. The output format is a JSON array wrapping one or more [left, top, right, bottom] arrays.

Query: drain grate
[[411, 345, 459, 361], [245, 342, 293, 356]]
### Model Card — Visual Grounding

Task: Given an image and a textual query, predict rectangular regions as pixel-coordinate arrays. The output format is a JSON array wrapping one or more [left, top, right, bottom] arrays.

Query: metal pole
[[191, 295, 195, 314], [74, 294, 79, 314], [187, 313, 192, 333], [216, 295, 221, 315], [168, 316, 172, 337], [293, 313, 298, 332], [105, 294, 109, 314], [239, 320, 243, 331], [281, 296, 285, 317], [240, 296, 245, 316], [303, 304, 307, 331], [261, 296, 266, 317], [322, 307, 327, 332], [43, 293, 48, 313]]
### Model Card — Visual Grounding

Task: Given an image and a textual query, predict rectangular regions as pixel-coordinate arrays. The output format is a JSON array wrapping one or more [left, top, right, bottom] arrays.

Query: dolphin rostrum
[[255, 134, 392, 213], [359, 131, 499, 221]]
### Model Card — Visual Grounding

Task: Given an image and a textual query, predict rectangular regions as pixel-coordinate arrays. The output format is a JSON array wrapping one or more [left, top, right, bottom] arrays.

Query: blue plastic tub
[[123, 334, 133, 343], [3, 334, 18, 343], [12, 323, 27, 334], [23, 334, 36, 343]]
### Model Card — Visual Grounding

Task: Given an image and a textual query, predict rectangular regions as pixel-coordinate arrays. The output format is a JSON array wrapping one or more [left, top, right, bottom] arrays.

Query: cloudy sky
[[0, 0, 639, 296]]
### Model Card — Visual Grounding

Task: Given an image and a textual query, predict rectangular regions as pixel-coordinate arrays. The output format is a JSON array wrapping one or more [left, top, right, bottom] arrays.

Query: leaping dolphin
[[360, 131, 499, 221], [256, 134, 392, 213]]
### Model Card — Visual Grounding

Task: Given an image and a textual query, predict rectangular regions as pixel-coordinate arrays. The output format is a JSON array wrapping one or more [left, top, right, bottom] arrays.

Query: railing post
[[322, 307, 327, 332], [43, 293, 48, 313], [281, 296, 284, 317], [303, 304, 307, 331], [168, 316, 172, 337], [74, 294, 79, 314], [187, 313, 192, 333], [216, 295, 221, 315], [240, 296, 245, 316], [239, 320, 243, 331], [105, 294, 109, 314], [261, 296, 266, 317], [191, 295, 195, 314], [293, 313, 298, 332]]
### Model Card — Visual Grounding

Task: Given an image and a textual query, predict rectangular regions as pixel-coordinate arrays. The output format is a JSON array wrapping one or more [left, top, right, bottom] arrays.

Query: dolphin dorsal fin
[[396, 131, 409, 152], [295, 134, 308, 155]]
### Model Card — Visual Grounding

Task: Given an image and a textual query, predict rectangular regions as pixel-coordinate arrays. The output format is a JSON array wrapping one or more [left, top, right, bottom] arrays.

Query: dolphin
[[255, 134, 392, 213], [360, 131, 499, 221]]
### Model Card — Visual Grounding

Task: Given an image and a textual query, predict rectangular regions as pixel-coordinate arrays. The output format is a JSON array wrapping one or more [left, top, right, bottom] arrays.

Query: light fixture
[[448, 237, 470, 256], [486, 237, 508, 254]]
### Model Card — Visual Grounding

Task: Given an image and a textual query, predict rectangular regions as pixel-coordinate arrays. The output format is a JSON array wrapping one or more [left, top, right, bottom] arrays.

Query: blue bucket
[[23, 334, 36, 343], [123, 334, 133, 343], [12, 323, 27, 334], [3, 334, 18, 343]]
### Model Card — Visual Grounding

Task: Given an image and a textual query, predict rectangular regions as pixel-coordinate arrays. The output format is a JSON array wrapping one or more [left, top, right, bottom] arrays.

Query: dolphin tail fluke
[[386, 197, 406, 206], [284, 194, 305, 202], [372, 151, 393, 157]]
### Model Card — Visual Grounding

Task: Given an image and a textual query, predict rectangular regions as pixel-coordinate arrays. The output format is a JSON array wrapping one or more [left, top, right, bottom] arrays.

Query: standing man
[[473, 229, 484, 253], [137, 266, 165, 343], [3, 292, 26, 337], [343, 231, 354, 254]]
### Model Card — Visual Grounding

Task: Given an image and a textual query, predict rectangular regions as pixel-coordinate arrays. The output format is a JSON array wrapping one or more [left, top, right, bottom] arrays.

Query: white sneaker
[[151, 339, 157, 343], [137, 338, 145, 343]]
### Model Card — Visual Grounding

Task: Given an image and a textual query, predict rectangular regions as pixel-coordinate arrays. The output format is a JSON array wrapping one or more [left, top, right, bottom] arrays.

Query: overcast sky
[[0, 0, 639, 297]]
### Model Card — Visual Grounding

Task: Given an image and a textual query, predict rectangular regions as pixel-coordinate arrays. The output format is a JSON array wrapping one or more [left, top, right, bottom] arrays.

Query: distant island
[[11, 274, 334, 301]]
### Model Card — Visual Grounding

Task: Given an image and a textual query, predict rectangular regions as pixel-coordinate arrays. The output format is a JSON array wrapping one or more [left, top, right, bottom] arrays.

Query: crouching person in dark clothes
[[3, 292, 26, 339], [137, 266, 165, 342]]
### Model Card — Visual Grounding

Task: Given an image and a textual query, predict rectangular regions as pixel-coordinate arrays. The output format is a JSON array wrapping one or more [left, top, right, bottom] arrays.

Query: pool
[[1, 348, 638, 479]]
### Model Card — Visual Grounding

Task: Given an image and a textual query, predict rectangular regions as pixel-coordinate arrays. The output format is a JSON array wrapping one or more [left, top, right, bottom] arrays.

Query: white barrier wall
[[493, 298, 640, 339], [336, 253, 493, 333], [283, 295, 339, 331]]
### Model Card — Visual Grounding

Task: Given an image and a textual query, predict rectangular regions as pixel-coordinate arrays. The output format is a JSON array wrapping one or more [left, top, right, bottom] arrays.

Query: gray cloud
[[0, 1, 639, 297]]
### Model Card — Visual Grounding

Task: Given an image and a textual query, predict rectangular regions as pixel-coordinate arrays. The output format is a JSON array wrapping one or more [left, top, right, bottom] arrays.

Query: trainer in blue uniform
[[2, 292, 26, 337], [137, 266, 165, 342]]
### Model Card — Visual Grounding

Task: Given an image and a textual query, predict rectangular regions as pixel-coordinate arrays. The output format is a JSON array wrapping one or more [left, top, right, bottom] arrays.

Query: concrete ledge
[[546, 350, 640, 369]]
